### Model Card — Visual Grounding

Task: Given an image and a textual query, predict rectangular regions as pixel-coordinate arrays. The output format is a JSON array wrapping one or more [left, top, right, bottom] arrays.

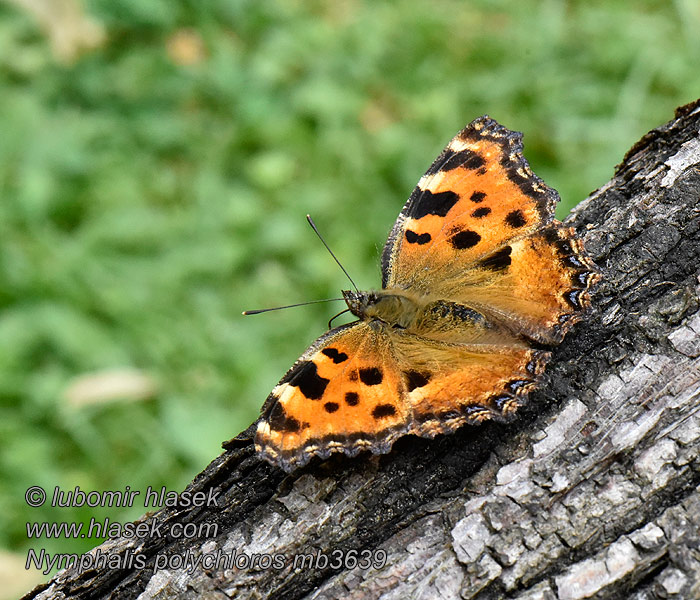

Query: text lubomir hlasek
[[49, 485, 219, 508]]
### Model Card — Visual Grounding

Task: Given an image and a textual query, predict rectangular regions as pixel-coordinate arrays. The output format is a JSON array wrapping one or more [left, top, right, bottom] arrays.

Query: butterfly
[[253, 116, 599, 472]]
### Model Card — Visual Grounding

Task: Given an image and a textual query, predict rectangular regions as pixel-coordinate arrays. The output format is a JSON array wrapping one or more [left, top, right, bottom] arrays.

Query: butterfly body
[[253, 116, 599, 472], [344, 288, 525, 348]]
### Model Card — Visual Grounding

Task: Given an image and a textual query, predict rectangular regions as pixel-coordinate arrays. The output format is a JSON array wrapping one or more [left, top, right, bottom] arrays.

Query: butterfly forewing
[[255, 323, 411, 471]]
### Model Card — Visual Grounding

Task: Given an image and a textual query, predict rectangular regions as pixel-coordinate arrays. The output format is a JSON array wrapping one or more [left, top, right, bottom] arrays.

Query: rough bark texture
[[23, 101, 700, 600]]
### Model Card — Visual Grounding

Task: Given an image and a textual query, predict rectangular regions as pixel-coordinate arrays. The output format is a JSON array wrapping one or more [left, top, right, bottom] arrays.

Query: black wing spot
[[526, 360, 541, 375], [324, 402, 340, 413], [542, 227, 560, 244], [572, 271, 589, 287], [458, 149, 486, 170], [557, 239, 574, 255], [470, 191, 486, 203], [359, 367, 383, 386], [404, 370, 431, 392], [372, 404, 396, 419], [505, 209, 527, 228], [281, 361, 329, 400], [348, 370, 358, 381], [564, 289, 583, 310], [268, 403, 301, 433], [345, 392, 359, 406], [472, 207, 491, 218], [563, 254, 584, 268], [454, 149, 487, 170], [490, 394, 515, 412], [461, 404, 492, 417], [505, 379, 531, 394], [428, 148, 486, 173], [478, 246, 512, 271], [449, 228, 481, 250], [321, 348, 348, 363], [410, 189, 460, 219], [405, 230, 431, 245]]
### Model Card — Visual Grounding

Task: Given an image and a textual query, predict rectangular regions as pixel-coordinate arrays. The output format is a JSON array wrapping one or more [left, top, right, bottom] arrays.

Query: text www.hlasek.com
[[26, 517, 216, 541], [26, 547, 388, 576]]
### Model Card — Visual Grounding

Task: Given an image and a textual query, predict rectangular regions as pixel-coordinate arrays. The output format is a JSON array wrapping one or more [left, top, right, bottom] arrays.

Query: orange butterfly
[[254, 116, 599, 472]]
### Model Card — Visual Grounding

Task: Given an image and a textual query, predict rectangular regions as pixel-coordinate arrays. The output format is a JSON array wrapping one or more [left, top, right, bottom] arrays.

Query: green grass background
[[1, 0, 699, 585]]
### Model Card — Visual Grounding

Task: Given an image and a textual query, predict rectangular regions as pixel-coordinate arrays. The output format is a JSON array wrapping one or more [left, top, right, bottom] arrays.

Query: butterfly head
[[342, 290, 379, 319]]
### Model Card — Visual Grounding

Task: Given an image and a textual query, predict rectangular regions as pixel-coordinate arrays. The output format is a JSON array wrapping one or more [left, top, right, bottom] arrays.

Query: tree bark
[[23, 100, 700, 600]]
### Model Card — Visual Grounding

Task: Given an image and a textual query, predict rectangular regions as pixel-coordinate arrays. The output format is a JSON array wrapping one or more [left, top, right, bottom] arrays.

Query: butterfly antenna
[[243, 298, 343, 316], [306, 214, 359, 292]]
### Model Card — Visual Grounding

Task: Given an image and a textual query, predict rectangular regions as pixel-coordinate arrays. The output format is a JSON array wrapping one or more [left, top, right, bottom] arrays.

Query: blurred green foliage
[[0, 0, 698, 575]]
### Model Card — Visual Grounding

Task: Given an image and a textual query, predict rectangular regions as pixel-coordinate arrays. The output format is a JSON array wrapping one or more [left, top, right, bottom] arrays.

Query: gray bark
[[23, 100, 700, 600]]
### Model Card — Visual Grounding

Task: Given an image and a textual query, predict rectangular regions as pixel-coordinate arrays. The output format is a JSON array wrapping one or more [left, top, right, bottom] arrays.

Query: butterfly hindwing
[[453, 224, 599, 344], [388, 327, 551, 437]]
